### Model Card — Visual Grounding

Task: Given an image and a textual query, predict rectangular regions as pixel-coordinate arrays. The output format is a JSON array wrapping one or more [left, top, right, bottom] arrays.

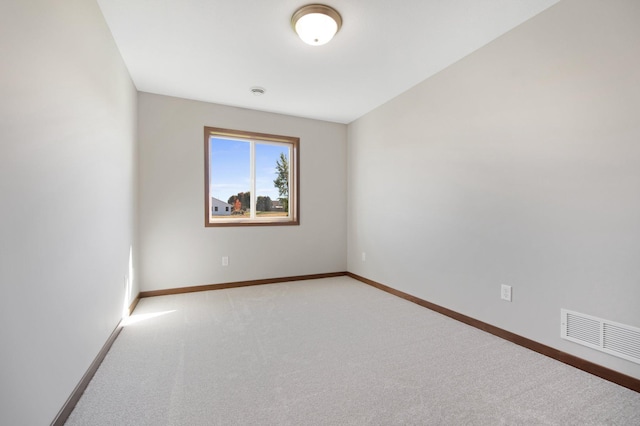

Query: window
[[204, 127, 299, 227]]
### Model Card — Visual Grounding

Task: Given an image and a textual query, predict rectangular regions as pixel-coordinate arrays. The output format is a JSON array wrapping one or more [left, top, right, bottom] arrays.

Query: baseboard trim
[[50, 322, 124, 426], [139, 272, 348, 298], [128, 294, 141, 315], [346, 272, 640, 393]]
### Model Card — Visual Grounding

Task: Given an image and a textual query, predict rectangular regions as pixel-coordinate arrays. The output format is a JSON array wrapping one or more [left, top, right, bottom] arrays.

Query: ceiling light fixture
[[291, 4, 342, 46]]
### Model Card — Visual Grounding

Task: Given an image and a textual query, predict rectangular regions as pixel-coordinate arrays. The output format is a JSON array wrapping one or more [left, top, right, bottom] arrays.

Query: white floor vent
[[561, 309, 640, 365]]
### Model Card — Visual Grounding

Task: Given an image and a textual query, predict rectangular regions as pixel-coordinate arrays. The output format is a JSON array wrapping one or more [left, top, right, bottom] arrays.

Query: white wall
[[348, 0, 640, 379], [0, 1, 137, 424], [138, 93, 347, 291]]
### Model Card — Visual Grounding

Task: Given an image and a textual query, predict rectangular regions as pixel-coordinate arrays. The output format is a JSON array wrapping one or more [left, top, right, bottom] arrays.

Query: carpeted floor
[[66, 277, 640, 425]]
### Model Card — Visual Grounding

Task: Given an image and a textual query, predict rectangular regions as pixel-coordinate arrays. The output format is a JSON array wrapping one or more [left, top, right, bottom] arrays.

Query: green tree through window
[[274, 152, 289, 213]]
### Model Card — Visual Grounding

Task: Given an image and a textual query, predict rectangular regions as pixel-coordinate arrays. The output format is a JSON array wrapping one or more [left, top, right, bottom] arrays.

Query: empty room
[[1, 0, 639, 424]]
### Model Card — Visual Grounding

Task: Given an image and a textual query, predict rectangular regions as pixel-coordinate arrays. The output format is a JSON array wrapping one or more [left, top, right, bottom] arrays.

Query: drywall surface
[[138, 93, 347, 291], [347, 0, 640, 378], [0, 1, 137, 424]]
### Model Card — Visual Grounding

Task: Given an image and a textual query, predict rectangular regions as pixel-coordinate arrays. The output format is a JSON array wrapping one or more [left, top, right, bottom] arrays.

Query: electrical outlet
[[222, 256, 229, 266], [501, 284, 512, 302], [361, 252, 366, 262]]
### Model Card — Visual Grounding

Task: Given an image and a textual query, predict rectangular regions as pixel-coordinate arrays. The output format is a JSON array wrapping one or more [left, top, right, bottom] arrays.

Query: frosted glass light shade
[[292, 4, 342, 46]]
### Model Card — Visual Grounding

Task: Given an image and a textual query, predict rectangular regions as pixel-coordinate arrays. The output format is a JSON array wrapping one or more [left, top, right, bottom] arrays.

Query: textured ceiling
[[97, 0, 559, 124]]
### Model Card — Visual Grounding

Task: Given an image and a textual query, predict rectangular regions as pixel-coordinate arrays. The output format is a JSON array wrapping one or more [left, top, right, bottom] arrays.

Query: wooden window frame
[[204, 126, 300, 227]]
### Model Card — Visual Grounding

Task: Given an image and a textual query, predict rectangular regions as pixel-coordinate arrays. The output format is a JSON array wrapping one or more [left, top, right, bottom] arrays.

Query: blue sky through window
[[209, 137, 288, 204]]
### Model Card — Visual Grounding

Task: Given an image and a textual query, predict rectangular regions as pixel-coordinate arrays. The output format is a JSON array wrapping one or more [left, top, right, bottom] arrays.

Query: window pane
[[209, 137, 250, 220], [256, 143, 289, 218]]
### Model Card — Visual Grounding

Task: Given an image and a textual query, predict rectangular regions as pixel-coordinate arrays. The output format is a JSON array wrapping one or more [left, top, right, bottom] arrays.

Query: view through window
[[204, 127, 299, 227]]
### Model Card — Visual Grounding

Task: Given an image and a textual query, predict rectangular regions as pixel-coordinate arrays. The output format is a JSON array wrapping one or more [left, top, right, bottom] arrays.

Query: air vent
[[250, 86, 266, 96], [561, 309, 640, 364]]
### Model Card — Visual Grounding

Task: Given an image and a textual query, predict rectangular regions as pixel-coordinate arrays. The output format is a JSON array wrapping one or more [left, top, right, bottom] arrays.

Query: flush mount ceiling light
[[291, 4, 342, 46]]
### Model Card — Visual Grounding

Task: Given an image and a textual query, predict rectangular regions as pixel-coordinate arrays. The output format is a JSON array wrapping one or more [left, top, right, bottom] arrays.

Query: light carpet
[[66, 277, 640, 425]]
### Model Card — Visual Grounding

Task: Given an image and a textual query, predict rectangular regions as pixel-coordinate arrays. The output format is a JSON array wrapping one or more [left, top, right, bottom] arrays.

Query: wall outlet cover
[[501, 284, 512, 302]]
